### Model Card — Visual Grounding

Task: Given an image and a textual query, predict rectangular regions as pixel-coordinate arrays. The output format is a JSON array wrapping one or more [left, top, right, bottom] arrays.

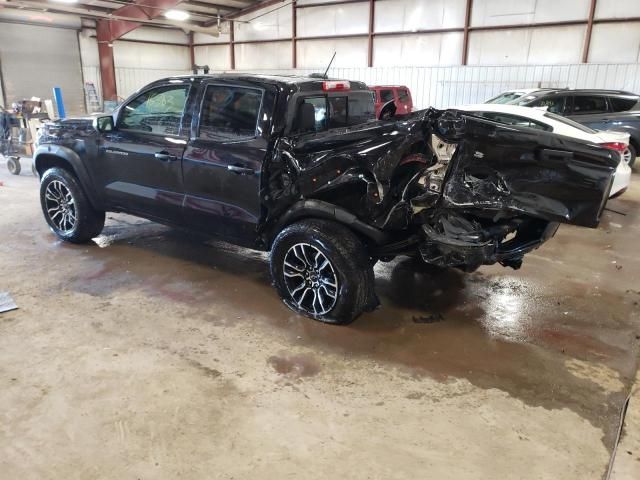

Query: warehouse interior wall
[[2, 0, 640, 111]]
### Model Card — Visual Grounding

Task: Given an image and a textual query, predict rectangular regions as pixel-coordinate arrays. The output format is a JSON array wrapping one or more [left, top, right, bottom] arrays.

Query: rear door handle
[[154, 151, 178, 162], [227, 164, 255, 175]]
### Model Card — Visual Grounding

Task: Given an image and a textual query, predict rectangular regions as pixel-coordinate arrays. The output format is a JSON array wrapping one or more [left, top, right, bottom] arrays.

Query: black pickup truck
[[34, 74, 617, 324]]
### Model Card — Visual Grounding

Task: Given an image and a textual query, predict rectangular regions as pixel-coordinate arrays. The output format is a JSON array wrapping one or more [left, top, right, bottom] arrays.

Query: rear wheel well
[[35, 154, 78, 178]]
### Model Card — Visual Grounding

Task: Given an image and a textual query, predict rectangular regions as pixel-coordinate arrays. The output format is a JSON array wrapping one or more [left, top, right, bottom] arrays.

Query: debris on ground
[[413, 313, 444, 324], [0, 292, 17, 313]]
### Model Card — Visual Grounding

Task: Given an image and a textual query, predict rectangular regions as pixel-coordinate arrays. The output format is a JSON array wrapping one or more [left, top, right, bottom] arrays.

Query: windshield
[[486, 92, 526, 104], [543, 112, 597, 134]]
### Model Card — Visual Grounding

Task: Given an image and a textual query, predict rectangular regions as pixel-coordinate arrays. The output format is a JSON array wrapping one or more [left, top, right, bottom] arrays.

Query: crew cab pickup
[[34, 74, 618, 324]]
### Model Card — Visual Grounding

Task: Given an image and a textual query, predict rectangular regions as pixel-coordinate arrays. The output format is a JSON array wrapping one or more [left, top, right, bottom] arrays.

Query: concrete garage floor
[[0, 161, 639, 480]]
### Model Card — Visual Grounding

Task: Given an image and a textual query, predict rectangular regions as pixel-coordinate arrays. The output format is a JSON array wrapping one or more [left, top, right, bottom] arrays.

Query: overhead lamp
[[164, 10, 190, 21]]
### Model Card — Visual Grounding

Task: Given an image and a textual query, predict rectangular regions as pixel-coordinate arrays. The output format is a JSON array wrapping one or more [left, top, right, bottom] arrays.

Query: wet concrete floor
[[0, 162, 639, 479]]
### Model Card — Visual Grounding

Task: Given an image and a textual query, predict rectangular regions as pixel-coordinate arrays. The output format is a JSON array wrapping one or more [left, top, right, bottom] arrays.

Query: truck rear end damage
[[263, 108, 617, 272]]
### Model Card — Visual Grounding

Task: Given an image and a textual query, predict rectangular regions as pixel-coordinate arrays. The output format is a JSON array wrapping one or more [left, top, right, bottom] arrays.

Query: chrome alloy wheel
[[44, 180, 77, 233], [622, 147, 633, 165], [283, 243, 339, 316]]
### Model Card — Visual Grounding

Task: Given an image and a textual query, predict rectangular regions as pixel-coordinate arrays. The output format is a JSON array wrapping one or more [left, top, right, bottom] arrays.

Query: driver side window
[[118, 84, 189, 136]]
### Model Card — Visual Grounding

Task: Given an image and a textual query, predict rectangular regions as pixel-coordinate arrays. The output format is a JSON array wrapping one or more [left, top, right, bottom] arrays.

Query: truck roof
[[158, 73, 370, 92]]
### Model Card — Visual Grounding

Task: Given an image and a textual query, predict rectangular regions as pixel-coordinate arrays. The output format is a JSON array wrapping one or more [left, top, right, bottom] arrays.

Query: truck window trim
[[195, 83, 265, 143], [116, 82, 192, 138]]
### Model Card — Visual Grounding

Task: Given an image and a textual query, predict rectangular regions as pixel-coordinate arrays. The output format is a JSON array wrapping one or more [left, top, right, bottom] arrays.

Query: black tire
[[626, 143, 637, 169], [270, 219, 378, 324], [7, 157, 21, 175], [39, 167, 105, 243]]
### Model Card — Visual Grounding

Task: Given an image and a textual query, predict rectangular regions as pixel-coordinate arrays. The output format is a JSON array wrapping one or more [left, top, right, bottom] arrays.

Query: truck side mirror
[[94, 115, 114, 133]]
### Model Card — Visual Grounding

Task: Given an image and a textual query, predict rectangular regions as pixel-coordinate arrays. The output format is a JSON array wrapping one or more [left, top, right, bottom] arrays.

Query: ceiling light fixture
[[164, 10, 190, 21]]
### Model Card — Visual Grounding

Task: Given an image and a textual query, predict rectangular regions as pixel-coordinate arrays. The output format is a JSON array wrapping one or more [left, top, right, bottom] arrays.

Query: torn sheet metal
[[0, 292, 17, 313], [262, 107, 617, 272]]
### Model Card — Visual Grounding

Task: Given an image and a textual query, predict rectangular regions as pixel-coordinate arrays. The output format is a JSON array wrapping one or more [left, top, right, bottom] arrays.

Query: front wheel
[[270, 219, 378, 324], [39, 167, 105, 243]]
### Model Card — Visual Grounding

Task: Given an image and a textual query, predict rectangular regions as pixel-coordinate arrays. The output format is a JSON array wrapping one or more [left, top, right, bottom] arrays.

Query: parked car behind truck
[[34, 74, 617, 324], [487, 88, 640, 166]]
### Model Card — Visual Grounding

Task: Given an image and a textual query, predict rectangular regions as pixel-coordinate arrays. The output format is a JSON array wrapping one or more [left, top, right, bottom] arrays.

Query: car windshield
[[543, 112, 597, 134], [486, 92, 526, 104]]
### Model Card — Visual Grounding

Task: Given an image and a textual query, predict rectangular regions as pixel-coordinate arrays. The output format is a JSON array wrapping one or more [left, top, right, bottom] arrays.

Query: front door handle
[[227, 164, 255, 175], [155, 152, 178, 162]]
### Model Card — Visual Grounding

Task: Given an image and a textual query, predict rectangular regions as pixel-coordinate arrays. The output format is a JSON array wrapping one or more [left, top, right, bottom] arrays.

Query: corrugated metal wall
[[238, 63, 640, 109], [101, 63, 640, 110]]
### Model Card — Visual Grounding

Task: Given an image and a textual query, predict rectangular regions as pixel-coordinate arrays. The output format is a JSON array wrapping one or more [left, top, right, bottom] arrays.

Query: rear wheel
[[7, 157, 21, 175], [39, 167, 105, 243], [624, 143, 637, 168], [270, 219, 378, 324]]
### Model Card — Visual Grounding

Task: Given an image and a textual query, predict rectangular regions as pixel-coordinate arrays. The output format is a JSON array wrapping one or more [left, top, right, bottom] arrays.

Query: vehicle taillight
[[322, 80, 350, 92], [600, 142, 627, 152]]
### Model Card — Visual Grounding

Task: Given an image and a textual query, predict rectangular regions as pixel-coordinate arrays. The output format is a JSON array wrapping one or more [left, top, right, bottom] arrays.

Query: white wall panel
[[297, 3, 369, 37], [235, 41, 292, 69], [297, 38, 368, 68], [113, 42, 190, 70], [468, 26, 584, 65], [296, 0, 351, 4], [589, 23, 640, 63], [194, 44, 231, 70], [471, 0, 589, 26], [595, 0, 640, 19], [79, 31, 99, 68], [115, 68, 191, 101], [375, 0, 466, 32], [121, 27, 189, 45], [374, 33, 463, 67], [194, 31, 230, 45], [234, 6, 292, 41]]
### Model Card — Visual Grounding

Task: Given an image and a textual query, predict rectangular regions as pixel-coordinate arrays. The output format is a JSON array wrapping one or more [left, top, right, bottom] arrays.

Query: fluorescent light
[[164, 10, 190, 21], [50, 0, 80, 3]]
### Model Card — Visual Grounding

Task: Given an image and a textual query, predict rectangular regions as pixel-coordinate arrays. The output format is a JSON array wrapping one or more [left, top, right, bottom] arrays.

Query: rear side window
[[397, 89, 410, 103], [199, 85, 262, 141], [608, 96, 638, 112], [572, 95, 609, 115], [328, 97, 347, 128], [296, 92, 375, 133], [528, 96, 567, 114], [380, 90, 394, 102]]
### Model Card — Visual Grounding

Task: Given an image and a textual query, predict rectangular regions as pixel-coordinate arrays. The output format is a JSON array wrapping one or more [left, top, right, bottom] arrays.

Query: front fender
[[34, 144, 103, 209]]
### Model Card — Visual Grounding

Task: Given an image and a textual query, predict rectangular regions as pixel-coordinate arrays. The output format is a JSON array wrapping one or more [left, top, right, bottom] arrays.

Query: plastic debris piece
[[0, 292, 17, 313]]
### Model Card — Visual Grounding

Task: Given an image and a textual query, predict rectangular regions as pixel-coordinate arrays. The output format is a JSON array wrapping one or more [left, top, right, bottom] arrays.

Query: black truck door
[[94, 80, 192, 224], [182, 81, 274, 244]]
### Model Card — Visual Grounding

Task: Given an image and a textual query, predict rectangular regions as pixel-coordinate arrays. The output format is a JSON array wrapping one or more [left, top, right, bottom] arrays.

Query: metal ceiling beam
[[96, 0, 182, 101]]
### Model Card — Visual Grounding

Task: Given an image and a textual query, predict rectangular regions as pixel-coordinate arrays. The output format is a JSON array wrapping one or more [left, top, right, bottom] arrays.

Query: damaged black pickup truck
[[34, 74, 617, 323]]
